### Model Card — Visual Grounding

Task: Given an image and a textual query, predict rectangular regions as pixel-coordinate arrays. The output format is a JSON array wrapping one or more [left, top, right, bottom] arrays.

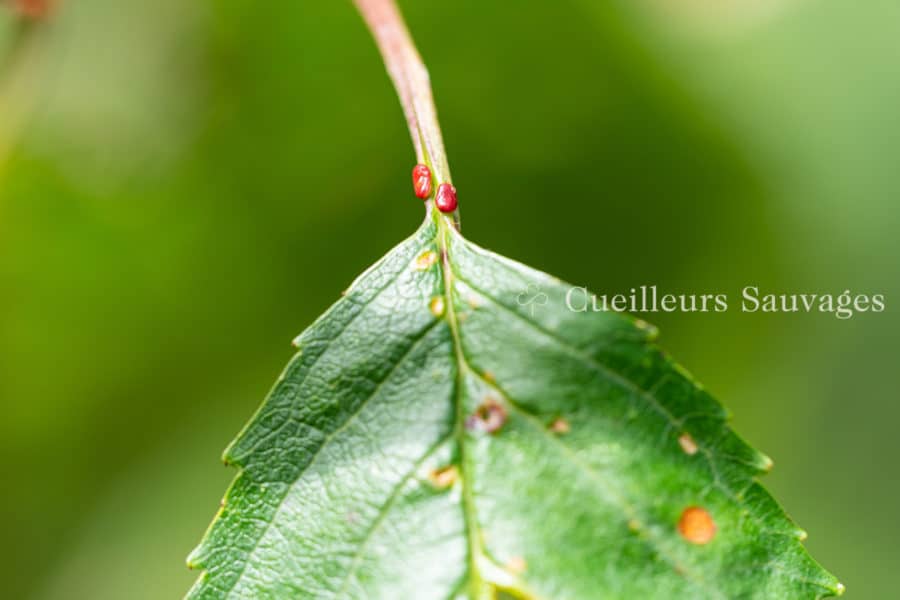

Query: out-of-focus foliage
[[0, 1, 896, 598]]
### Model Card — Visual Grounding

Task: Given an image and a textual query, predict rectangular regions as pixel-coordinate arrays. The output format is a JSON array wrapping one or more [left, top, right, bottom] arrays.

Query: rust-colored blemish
[[415, 250, 438, 270], [505, 556, 527, 574], [482, 371, 496, 383], [428, 465, 458, 489], [429, 296, 445, 317], [678, 433, 698, 455], [549, 417, 570, 434], [466, 398, 507, 434], [678, 506, 716, 545]]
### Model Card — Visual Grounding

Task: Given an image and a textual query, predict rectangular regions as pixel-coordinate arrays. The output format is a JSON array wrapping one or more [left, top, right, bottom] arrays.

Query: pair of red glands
[[412, 164, 457, 212]]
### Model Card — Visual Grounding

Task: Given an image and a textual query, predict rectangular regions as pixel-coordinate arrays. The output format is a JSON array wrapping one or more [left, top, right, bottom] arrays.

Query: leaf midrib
[[437, 216, 493, 600]]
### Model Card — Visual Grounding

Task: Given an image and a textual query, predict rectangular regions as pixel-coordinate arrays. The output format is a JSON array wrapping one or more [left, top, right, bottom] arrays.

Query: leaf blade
[[187, 215, 841, 599], [446, 228, 838, 598], [187, 221, 465, 599]]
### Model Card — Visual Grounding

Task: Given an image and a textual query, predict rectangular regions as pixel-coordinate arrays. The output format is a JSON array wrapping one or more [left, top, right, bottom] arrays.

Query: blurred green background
[[1, 0, 897, 598]]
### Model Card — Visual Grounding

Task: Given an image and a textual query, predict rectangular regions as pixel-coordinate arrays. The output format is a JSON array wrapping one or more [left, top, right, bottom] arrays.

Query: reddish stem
[[354, 0, 452, 186]]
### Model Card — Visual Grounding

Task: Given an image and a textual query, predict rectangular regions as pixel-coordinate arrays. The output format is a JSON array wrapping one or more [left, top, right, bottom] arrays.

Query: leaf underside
[[187, 214, 841, 599]]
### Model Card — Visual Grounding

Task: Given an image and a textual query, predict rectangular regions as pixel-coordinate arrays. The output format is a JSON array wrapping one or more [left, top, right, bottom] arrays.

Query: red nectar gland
[[435, 183, 458, 213], [412, 164, 432, 199]]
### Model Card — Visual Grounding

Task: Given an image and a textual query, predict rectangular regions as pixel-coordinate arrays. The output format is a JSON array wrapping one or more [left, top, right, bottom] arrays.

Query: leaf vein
[[223, 317, 444, 598]]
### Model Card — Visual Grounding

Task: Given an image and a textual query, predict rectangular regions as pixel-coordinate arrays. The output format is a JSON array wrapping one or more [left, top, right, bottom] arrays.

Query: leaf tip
[[185, 546, 205, 571], [632, 318, 659, 340], [221, 444, 241, 468]]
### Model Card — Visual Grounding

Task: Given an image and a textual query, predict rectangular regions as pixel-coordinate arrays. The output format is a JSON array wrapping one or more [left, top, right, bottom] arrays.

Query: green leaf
[[187, 211, 841, 599]]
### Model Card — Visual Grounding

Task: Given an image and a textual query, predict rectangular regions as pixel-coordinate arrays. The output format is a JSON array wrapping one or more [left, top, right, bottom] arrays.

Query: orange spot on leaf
[[466, 398, 507, 434], [415, 250, 438, 270], [549, 417, 570, 434], [429, 296, 445, 317], [505, 556, 527, 574], [678, 433, 698, 455], [428, 465, 458, 489], [678, 506, 716, 545]]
